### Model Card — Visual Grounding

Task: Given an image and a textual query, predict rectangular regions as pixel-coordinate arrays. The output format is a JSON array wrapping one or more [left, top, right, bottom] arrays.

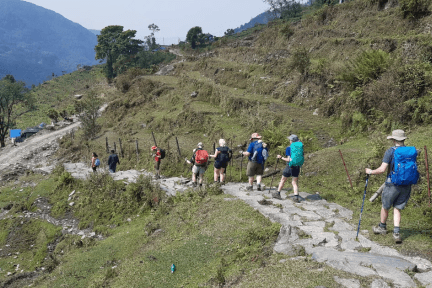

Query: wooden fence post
[[106, 137, 109, 153], [119, 138, 124, 158], [136, 140, 139, 163], [114, 142, 117, 153], [339, 149, 353, 189]]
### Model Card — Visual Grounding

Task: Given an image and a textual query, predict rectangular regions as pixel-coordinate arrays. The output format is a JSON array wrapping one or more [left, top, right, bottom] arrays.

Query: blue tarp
[[10, 129, 21, 138]]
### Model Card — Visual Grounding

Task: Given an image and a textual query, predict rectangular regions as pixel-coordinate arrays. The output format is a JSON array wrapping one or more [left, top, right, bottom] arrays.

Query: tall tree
[[0, 75, 32, 147], [95, 25, 143, 79], [186, 26, 203, 49]]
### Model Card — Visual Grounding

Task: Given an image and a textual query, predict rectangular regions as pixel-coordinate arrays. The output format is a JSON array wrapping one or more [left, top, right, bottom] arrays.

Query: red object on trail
[[339, 149, 353, 189], [425, 146, 431, 207]]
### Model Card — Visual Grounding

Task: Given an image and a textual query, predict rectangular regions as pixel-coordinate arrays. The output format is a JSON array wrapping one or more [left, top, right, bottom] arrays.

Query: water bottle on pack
[[171, 264, 175, 273]]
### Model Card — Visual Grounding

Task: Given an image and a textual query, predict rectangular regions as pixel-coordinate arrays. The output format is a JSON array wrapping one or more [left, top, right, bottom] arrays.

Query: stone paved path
[[61, 164, 432, 288]]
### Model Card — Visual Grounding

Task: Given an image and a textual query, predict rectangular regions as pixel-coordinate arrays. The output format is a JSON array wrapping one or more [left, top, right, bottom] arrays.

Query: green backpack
[[289, 142, 304, 167]]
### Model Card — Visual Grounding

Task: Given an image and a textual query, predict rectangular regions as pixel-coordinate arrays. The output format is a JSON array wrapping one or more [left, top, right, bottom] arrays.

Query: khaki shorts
[[247, 161, 263, 177], [192, 165, 206, 175]]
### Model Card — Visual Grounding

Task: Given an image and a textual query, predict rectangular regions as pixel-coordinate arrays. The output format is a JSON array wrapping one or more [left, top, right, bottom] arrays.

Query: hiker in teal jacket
[[272, 134, 304, 202]]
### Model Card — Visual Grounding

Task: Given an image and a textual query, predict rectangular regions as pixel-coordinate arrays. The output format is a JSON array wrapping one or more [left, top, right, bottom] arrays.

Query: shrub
[[340, 49, 390, 88], [399, 0, 430, 19], [279, 23, 294, 39], [290, 48, 311, 75]]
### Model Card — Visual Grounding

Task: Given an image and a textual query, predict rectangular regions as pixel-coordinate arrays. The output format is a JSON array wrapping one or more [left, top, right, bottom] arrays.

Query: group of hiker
[[91, 129, 418, 244]]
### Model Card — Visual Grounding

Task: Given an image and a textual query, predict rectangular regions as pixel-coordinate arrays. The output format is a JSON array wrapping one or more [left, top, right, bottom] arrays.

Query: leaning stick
[[151, 131, 157, 147], [339, 149, 353, 189]]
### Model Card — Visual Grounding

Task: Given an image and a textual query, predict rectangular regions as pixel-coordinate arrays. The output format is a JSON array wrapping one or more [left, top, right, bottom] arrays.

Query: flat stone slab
[[414, 270, 432, 287], [370, 279, 391, 288], [334, 276, 360, 288]]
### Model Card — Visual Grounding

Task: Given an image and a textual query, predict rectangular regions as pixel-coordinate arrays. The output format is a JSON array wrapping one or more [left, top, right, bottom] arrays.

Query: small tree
[[79, 92, 101, 140], [186, 26, 203, 49], [224, 29, 235, 36], [148, 23, 160, 49], [0, 75, 32, 147]]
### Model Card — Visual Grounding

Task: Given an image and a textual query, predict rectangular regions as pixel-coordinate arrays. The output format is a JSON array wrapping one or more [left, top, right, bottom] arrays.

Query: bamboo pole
[[339, 149, 353, 189], [425, 146, 430, 207]]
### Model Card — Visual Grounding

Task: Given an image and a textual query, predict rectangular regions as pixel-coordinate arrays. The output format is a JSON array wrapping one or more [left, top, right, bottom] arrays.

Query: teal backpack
[[289, 142, 304, 167]]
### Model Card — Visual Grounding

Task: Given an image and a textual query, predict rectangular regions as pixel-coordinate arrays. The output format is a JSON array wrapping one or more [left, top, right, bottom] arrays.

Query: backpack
[[159, 149, 166, 159], [218, 147, 231, 163], [95, 158, 100, 167], [390, 146, 419, 185], [251, 141, 267, 164], [195, 149, 209, 166], [289, 142, 304, 167]]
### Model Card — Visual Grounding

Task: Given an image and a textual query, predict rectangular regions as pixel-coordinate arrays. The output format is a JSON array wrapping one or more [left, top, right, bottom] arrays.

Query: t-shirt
[[285, 147, 291, 157], [382, 147, 396, 177], [247, 141, 258, 161], [155, 150, 161, 162]]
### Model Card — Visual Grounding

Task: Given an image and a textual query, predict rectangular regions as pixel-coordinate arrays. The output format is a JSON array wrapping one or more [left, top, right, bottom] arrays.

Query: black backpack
[[218, 147, 231, 163], [159, 149, 166, 159]]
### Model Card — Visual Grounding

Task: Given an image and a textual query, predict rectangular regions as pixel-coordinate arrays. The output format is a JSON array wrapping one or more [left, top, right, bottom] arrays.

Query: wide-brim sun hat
[[151, 145, 157, 150], [288, 134, 299, 142], [387, 129, 407, 141], [250, 133, 262, 141], [197, 142, 203, 148]]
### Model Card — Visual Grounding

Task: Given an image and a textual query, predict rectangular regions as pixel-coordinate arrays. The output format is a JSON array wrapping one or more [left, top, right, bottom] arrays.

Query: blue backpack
[[390, 146, 419, 185], [289, 142, 304, 167], [251, 141, 268, 164], [95, 158, 100, 167]]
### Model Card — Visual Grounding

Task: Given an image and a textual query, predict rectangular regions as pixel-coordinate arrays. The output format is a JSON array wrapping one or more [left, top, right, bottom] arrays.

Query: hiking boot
[[192, 182, 197, 187], [272, 192, 282, 200], [372, 225, 387, 235], [292, 195, 300, 203], [257, 184, 262, 191], [393, 233, 402, 244], [246, 185, 253, 191]]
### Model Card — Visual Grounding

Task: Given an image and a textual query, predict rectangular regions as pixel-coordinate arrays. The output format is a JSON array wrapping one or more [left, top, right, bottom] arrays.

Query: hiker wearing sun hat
[[186, 142, 209, 187], [365, 129, 419, 244], [240, 133, 268, 191], [151, 145, 162, 179]]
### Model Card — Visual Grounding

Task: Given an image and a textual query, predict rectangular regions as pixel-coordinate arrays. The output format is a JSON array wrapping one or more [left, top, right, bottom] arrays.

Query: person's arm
[[241, 143, 253, 157], [209, 150, 220, 158], [277, 155, 291, 162], [366, 163, 388, 175]]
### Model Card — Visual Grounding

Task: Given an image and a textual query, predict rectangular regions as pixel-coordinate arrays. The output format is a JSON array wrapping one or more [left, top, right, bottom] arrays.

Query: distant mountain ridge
[[0, 0, 99, 85], [234, 11, 274, 34], [88, 29, 100, 36]]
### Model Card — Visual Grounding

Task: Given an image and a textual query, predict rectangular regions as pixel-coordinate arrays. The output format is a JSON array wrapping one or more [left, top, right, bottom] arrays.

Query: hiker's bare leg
[[394, 208, 401, 227], [192, 173, 197, 183], [380, 207, 389, 224], [198, 173, 204, 185], [256, 175, 262, 185], [278, 176, 288, 191], [292, 177, 299, 195], [220, 168, 225, 182], [214, 168, 219, 181], [248, 176, 254, 186]]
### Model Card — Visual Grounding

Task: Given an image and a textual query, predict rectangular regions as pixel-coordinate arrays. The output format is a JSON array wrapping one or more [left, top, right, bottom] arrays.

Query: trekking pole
[[151, 131, 157, 147], [269, 154, 281, 193], [230, 138, 233, 181], [425, 146, 431, 207], [240, 153, 243, 182], [356, 174, 369, 240], [339, 149, 353, 189]]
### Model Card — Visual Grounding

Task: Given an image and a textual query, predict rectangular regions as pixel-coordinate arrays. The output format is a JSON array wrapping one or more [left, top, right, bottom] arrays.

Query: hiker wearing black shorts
[[365, 130, 419, 244], [272, 135, 303, 202], [209, 139, 232, 184]]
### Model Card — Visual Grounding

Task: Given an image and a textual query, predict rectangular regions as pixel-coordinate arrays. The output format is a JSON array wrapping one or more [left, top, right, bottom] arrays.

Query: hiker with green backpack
[[365, 129, 419, 244], [272, 134, 304, 202], [186, 142, 209, 187], [209, 139, 232, 185]]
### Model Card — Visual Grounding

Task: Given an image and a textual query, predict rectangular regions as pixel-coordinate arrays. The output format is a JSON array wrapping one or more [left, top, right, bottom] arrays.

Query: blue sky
[[23, 0, 270, 44]]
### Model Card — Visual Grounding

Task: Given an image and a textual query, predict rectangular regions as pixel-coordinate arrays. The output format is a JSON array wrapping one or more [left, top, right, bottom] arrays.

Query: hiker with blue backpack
[[240, 133, 268, 191], [209, 139, 232, 185], [365, 130, 419, 244], [272, 134, 304, 202], [91, 152, 100, 172]]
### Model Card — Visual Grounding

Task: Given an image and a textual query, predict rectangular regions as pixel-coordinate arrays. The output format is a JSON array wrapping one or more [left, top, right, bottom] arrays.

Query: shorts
[[246, 161, 263, 177], [282, 165, 300, 178], [214, 161, 228, 169], [192, 165, 206, 175], [154, 160, 161, 170], [92, 166, 97, 172], [381, 181, 411, 210]]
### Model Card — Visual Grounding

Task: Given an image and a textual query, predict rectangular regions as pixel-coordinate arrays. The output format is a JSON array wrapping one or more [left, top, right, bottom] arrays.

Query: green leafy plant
[[399, 0, 430, 19]]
